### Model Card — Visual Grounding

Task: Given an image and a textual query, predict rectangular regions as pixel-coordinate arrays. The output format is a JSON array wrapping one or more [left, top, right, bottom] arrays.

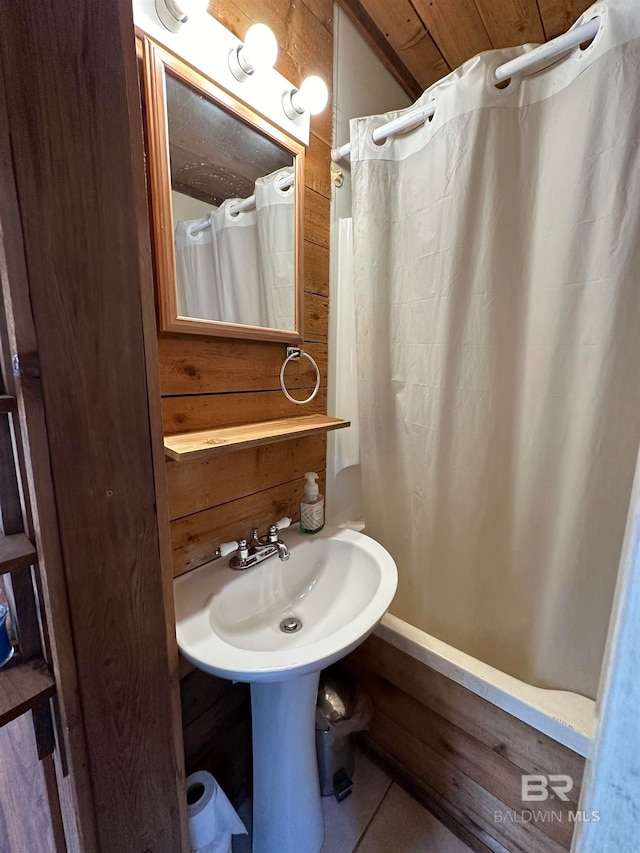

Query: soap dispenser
[[300, 472, 324, 534]]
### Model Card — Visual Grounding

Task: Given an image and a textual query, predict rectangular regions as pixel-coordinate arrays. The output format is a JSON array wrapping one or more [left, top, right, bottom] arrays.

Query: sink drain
[[280, 616, 302, 634]]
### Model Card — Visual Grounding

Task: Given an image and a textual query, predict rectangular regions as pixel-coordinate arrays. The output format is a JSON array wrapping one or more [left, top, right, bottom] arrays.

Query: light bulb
[[298, 76, 329, 115], [229, 23, 278, 80], [242, 24, 278, 72], [155, 0, 209, 32], [282, 75, 329, 119]]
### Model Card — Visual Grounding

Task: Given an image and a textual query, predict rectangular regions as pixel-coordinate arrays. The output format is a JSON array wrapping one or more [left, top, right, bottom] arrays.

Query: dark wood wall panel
[[410, 0, 492, 69], [0, 0, 187, 849], [473, 0, 545, 45], [337, 0, 450, 96], [162, 389, 328, 435], [536, 0, 594, 38], [345, 636, 586, 853], [159, 337, 327, 395], [166, 1, 334, 801], [167, 435, 326, 520], [304, 188, 331, 248], [338, 0, 594, 101], [0, 712, 63, 853], [171, 472, 327, 577], [304, 242, 330, 297], [305, 133, 333, 197], [180, 670, 252, 804]]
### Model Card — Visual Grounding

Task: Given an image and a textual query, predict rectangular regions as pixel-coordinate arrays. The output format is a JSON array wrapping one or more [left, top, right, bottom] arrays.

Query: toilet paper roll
[[186, 770, 247, 852]]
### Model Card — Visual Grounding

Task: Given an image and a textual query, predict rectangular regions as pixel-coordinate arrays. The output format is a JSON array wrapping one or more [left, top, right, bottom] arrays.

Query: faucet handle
[[238, 539, 250, 561], [267, 516, 292, 544], [216, 540, 239, 558]]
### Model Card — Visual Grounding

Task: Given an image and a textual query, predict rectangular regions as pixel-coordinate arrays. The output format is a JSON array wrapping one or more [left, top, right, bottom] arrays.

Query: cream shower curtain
[[350, 0, 640, 698], [175, 167, 294, 329]]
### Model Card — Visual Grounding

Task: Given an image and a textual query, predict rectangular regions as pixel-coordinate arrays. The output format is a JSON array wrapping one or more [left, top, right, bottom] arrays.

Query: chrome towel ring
[[280, 347, 321, 405]]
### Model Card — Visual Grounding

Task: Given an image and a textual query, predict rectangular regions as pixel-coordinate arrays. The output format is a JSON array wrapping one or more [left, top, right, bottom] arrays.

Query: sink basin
[[174, 525, 398, 682], [174, 524, 397, 853]]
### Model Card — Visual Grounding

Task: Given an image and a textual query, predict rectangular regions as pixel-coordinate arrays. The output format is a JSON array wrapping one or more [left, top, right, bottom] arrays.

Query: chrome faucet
[[229, 518, 291, 571]]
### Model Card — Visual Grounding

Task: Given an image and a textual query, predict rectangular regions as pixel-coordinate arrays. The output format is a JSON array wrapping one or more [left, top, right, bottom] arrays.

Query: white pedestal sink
[[174, 525, 398, 853]]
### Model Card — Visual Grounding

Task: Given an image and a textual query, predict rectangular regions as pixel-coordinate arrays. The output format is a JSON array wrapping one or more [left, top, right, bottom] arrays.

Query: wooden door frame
[[0, 0, 188, 849]]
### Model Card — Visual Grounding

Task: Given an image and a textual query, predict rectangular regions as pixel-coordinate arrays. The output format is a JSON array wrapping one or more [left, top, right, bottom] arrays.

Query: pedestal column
[[250, 670, 323, 853]]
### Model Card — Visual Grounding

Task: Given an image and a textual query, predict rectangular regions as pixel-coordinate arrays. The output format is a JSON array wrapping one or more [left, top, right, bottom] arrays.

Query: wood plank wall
[[163, 0, 334, 578], [162, 0, 334, 803], [345, 636, 586, 853], [0, 712, 63, 853], [0, 1, 188, 848]]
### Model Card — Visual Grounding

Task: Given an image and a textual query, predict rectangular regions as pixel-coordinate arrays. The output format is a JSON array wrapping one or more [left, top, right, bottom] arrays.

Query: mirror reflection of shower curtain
[[255, 168, 295, 330], [174, 166, 294, 329], [350, 1, 640, 699]]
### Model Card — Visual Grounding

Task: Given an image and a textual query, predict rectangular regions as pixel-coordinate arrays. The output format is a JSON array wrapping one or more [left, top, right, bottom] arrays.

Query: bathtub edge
[[375, 612, 597, 758]]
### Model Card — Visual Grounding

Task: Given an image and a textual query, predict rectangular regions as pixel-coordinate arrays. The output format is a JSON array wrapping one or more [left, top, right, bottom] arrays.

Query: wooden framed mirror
[[142, 37, 305, 342]]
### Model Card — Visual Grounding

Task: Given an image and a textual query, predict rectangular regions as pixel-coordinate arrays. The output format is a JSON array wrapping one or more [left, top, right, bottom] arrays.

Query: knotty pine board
[[164, 416, 347, 461], [162, 0, 335, 806], [409, 0, 492, 70], [305, 132, 333, 198], [304, 291, 329, 342], [162, 388, 328, 435], [536, 0, 594, 39], [335, 0, 424, 98], [158, 336, 328, 395], [304, 241, 330, 297], [303, 187, 330, 248], [167, 435, 326, 519], [349, 635, 586, 789], [471, 0, 545, 47], [338, 0, 449, 92], [171, 472, 326, 576], [345, 636, 585, 853]]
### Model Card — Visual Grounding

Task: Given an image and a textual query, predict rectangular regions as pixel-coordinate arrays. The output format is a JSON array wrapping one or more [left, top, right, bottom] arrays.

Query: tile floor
[[320, 749, 471, 853], [233, 747, 472, 852]]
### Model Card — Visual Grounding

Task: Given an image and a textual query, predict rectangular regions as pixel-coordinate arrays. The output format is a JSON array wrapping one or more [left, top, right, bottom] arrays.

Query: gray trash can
[[316, 665, 370, 802]]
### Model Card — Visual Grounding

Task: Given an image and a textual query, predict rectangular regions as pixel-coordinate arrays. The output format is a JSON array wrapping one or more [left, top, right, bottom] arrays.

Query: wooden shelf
[[164, 414, 351, 461], [0, 657, 55, 728], [0, 533, 37, 574], [0, 395, 16, 414]]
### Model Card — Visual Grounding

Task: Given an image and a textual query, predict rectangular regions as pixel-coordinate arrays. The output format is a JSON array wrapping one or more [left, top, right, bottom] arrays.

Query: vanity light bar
[[133, 0, 311, 145], [189, 171, 294, 235]]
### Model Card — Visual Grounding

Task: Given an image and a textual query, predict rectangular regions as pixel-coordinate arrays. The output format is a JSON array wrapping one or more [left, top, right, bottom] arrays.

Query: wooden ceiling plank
[[336, 0, 424, 100], [352, 0, 450, 92], [536, 0, 593, 39], [472, 0, 546, 48], [410, 0, 492, 69]]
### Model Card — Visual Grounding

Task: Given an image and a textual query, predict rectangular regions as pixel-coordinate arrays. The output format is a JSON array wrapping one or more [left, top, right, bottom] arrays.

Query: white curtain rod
[[189, 171, 294, 235], [331, 15, 601, 163]]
